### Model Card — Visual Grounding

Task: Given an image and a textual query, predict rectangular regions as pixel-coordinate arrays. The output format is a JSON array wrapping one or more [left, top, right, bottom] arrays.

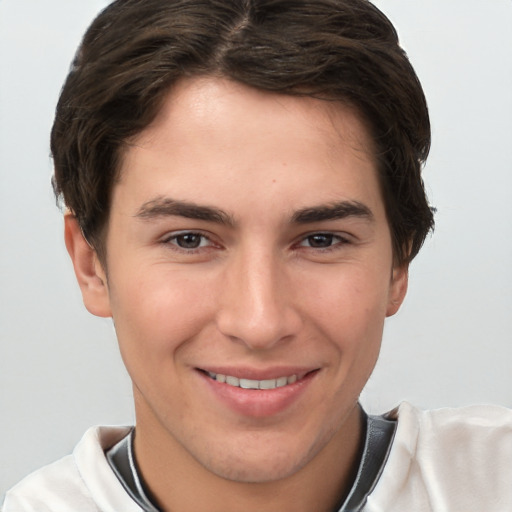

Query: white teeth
[[207, 372, 302, 389], [287, 374, 297, 384], [239, 379, 260, 389], [276, 376, 288, 388], [225, 375, 240, 386], [259, 379, 277, 390]]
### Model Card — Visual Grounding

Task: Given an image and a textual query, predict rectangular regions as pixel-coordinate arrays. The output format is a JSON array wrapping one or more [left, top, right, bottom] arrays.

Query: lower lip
[[198, 370, 318, 418]]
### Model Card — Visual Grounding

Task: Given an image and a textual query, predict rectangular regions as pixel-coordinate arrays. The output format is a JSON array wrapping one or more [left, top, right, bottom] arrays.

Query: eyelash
[[161, 231, 215, 252], [161, 231, 351, 253], [297, 232, 351, 251]]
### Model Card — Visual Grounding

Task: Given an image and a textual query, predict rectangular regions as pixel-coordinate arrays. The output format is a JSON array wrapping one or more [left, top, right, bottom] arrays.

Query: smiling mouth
[[203, 371, 311, 390]]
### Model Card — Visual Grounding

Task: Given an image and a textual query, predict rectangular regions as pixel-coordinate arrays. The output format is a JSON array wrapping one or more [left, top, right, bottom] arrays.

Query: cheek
[[300, 265, 390, 389], [300, 265, 391, 338], [107, 266, 217, 361]]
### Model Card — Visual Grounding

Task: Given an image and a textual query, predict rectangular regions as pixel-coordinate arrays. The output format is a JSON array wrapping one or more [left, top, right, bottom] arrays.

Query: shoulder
[[391, 401, 512, 458], [365, 402, 512, 512], [3, 454, 91, 512], [3, 426, 137, 512]]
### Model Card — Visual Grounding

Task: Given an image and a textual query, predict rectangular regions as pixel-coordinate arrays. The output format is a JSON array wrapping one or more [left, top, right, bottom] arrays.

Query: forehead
[[117, 77, 383, 221], [134, 77, 375, 162]]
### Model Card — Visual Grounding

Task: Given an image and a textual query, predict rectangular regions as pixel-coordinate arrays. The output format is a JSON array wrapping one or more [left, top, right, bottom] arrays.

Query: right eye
[[162, 231, 213, 251]]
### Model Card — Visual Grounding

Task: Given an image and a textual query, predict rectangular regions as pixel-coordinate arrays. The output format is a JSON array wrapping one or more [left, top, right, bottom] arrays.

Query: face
[[69, 77, 407, 484]]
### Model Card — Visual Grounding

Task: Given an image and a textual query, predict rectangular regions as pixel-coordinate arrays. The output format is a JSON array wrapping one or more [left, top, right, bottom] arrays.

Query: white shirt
[[3, 402, 512, 511], [366, 402, 512, 512]]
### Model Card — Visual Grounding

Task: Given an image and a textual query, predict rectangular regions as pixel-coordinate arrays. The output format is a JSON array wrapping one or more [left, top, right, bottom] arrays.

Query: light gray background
[[1, 0, 511, 498]]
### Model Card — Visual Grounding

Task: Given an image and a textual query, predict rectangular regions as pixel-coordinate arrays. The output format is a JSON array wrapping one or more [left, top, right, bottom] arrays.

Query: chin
[[206, 454, 307, 484], [195, 433, 325, 484]]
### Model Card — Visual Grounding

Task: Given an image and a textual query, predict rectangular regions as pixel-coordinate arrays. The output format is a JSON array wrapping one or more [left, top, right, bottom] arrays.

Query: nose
[[216, 247, 302, 350]]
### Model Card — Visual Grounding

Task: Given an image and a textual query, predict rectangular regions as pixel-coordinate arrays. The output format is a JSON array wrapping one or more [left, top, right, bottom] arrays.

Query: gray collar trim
[[105, 410, 396, 512], [337, 412, 397, 511], [106, 428, 159, 512]]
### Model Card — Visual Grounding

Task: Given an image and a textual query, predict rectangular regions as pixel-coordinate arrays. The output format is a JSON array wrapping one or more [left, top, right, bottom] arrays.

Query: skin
[[65, 77, 408, 512]]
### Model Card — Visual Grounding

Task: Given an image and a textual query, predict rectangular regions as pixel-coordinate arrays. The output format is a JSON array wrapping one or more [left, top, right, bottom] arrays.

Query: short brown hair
[[51, 0, 434, 265]]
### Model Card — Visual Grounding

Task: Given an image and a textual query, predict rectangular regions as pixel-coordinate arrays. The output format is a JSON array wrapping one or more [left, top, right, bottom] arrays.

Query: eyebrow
[[135, 197, 373, 226], [291, 201, 374, 224], [135, 197, 234, 226]]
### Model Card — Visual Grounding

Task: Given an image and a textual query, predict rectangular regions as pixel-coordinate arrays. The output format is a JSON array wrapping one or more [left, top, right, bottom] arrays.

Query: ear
[[386, 263, 409, 317], [64, 213, 112, 318]]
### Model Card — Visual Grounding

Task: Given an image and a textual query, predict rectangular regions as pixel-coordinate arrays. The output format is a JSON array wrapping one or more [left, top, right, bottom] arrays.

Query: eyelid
[[159, 229, 353, 251], [296, 230, 352, 244], [160, 230, 218, 250]]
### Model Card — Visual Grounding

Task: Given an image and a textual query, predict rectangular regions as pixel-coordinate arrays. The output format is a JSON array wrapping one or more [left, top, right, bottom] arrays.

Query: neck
[[133, 400, 364, 512]]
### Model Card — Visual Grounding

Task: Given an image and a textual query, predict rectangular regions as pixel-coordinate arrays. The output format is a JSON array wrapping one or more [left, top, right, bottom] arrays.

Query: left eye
[[299, 233, 345, 248], [167, 232, 210, 249]]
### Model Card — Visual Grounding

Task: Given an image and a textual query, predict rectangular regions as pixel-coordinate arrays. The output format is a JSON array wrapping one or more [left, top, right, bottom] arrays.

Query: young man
[[3, 0, 512, 511]]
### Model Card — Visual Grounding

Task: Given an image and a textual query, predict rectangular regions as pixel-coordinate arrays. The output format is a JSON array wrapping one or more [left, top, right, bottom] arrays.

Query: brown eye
[[298, 233, 350, 250], [306, 234, 335, 248], [161, 230, 220, 258], [175, 233, 203, 249]]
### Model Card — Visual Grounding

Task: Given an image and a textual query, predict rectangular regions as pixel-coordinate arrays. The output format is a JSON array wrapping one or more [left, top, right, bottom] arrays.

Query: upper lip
[[196, 366, 319, 381]]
